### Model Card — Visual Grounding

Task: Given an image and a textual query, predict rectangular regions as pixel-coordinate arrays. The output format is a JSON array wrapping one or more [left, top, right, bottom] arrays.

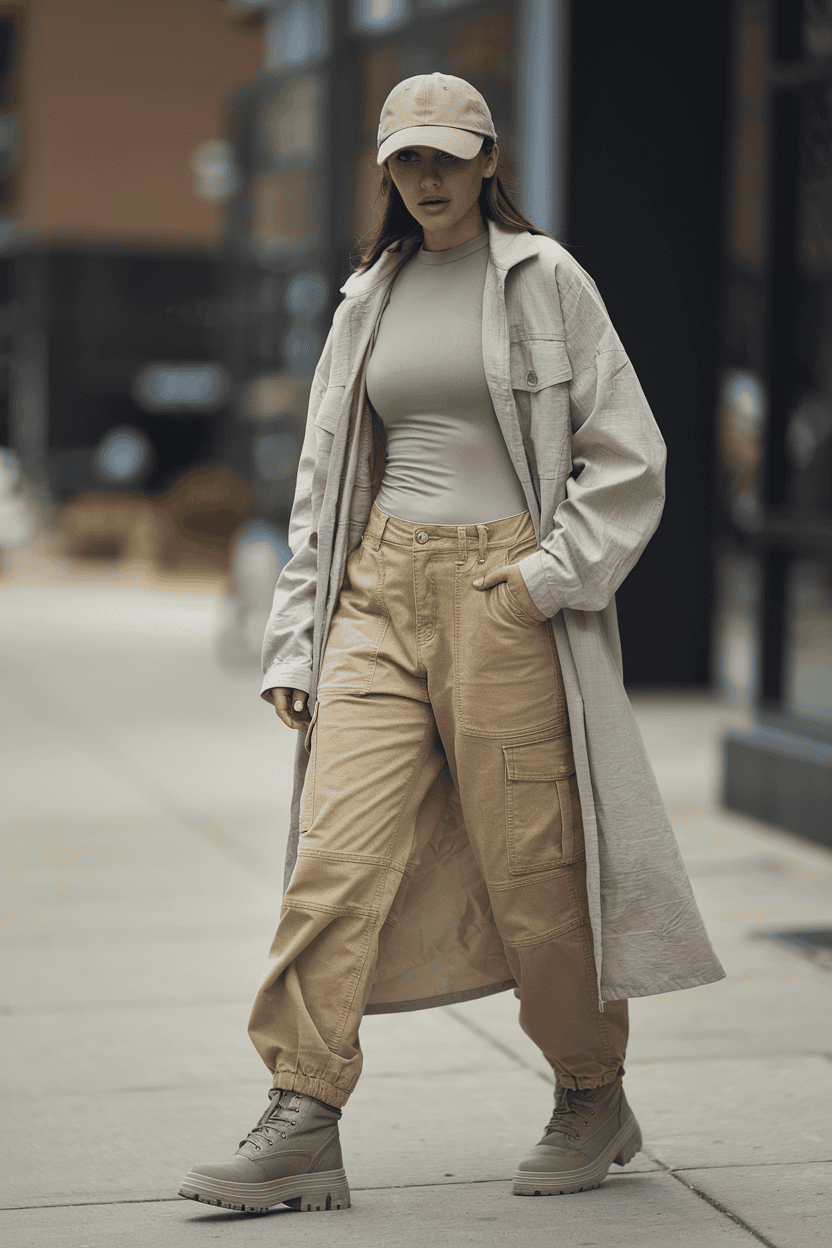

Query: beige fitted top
[[364, 232, 528, 526]]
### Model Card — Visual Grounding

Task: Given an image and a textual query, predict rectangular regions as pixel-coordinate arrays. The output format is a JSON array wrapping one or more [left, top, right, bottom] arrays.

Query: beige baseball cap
[[376, 72, 497, 166]]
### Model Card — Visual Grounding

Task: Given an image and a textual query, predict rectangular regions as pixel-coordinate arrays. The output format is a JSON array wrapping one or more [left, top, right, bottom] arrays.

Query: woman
[[180, 71, 724, 1214]]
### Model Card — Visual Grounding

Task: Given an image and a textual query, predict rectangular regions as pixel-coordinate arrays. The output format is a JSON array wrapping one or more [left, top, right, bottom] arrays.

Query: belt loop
[[457, 525, 467, 565], [476, 524, 488, 563], [367, 512, 388, 551]]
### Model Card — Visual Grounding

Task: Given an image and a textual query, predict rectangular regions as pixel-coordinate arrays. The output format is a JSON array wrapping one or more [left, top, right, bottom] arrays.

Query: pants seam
[[501, 914, 586, 949], [297, 848, 414, 876], [281, 897, 380, 920]]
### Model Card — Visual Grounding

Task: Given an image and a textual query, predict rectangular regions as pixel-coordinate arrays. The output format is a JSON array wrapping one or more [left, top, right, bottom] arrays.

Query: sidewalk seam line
[[648, 1153, 780, 1247]]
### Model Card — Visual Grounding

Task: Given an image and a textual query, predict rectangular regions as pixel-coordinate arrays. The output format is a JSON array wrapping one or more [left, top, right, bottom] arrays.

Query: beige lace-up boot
[[179, 1088, 350, 1213], [513, 1070, 642, 1195]]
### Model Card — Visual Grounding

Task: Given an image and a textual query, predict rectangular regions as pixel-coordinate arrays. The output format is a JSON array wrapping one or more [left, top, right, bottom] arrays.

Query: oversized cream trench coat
[[260, 219, 726, 1012]]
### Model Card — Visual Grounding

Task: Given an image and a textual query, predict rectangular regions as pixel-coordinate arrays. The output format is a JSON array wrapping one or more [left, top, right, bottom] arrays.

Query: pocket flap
[[314, 384, 346, 434], [510, 339, 572, 392], [503, 734, 575, 781]]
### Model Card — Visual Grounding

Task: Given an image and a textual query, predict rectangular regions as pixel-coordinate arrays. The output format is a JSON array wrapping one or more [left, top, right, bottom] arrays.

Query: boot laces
[[240, 1089, 302, 1151], [543, 1086, 598, 1141]]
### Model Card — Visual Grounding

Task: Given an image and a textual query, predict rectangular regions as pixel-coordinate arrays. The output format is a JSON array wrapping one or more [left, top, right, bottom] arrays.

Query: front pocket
[[303, 699, 320, 756], [495, 579, 546, 627], [299, 701, 320, 833], [503, 734, 582, 875], [317, 542, 389, 696]]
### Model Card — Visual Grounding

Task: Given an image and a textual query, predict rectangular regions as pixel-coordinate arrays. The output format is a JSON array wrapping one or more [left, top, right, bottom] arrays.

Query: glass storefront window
[[266, 0, 330, 71], [248, 170, 319, 254], [784, 558, 832, 727], [791, 77, 832, 522], [802, 0, 832, 59], [259, 74, 322, 165], [352, 0, 410, 33], [717, 368, 766, 532], [728, 0, 769, 268], [713, 546, 762, 707]]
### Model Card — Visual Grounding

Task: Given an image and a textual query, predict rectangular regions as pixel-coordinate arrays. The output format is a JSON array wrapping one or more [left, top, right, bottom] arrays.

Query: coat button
[[416, 531, 429, 544], [526, 369, 538, 387]]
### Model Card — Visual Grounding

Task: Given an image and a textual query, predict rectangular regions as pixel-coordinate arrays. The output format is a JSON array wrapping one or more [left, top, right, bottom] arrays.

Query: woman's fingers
[[472, 565, 511, 589], [270, 687, 311, 730]]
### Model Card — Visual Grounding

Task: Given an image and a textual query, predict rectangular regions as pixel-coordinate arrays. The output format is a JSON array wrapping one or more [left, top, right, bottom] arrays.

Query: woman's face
[[386, 143, 499, 244]]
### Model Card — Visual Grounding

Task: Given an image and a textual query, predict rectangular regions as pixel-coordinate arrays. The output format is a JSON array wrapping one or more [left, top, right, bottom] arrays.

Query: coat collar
[[339, 219, 540, 299]]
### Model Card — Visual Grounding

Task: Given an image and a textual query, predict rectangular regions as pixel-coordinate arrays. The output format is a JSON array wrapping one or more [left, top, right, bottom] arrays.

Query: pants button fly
[[416, 531, 429, 544]]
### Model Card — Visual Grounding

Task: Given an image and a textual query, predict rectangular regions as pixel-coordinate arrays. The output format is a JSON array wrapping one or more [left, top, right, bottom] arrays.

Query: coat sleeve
[[259, 324, 335, 701], [517, 260, 667, 617]]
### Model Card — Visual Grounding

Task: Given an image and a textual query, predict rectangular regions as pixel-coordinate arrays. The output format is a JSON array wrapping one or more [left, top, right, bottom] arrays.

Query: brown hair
[[353, 138, 552, 274]]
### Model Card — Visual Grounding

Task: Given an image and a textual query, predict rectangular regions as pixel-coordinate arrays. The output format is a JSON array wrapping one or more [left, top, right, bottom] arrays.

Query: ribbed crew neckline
[[417, 232, 489, 265]]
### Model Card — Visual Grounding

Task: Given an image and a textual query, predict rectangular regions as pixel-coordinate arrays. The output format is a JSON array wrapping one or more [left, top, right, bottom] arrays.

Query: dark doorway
[[566, 1, 732, 686]]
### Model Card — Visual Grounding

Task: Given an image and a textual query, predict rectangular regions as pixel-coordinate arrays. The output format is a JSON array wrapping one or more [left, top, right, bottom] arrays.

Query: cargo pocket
[[503, 734, 582, 875], [299, 701, 320, 833]]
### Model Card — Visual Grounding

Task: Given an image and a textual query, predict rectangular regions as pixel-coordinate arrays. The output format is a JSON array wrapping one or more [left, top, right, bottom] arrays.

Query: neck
[[422, 206, 487, 252]]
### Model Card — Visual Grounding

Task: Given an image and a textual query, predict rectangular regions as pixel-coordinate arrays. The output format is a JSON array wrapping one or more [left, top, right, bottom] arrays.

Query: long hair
[[353, 137, 551, 274]]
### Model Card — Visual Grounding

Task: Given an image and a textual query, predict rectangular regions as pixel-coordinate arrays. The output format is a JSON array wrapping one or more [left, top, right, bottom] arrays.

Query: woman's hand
[[473, 564, 548, 622], [269, 687, 312, 730]]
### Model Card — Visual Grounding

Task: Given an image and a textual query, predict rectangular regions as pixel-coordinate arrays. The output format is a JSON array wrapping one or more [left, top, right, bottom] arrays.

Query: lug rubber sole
[[512, 1116, 643, 1196], [178, 1166, 351, 1213]]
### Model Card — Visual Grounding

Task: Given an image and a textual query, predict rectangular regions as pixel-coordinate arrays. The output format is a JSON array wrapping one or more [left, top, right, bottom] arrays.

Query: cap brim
[[377, 126, 485, 166]]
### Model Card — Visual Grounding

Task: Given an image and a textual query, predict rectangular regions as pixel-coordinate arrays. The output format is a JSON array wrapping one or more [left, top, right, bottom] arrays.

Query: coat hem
[[363, 977, 517, 1015], [600, 966, 727, 1003]]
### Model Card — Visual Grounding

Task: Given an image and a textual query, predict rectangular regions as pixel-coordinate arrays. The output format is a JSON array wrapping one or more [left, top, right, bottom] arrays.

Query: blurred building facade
[[720, 0, 832, 844], [0, 0, 261, 546], [225, 0, 832, 841], [2, 1, 829, 838]]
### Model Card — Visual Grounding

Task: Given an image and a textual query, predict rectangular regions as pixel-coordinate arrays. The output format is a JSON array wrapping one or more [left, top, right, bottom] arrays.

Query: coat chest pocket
[[314, 384, 346, 435], [509, 340, 573, 481], [510, 339, 572, 393], [503, 733, 582, 875]]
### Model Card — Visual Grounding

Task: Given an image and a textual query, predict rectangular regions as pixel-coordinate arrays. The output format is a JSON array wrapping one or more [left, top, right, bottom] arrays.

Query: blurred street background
[[1, 1, 832, 1245]]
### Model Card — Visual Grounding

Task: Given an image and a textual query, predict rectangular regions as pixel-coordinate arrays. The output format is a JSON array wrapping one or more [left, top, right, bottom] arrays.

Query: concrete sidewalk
[[1, 577, 831, 1247]]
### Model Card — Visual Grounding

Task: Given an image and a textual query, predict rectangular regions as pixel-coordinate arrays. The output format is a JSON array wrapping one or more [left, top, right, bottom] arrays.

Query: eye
[[395, 150, 419, 162]]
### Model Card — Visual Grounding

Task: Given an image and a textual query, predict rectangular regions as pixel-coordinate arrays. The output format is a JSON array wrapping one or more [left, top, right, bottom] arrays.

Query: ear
[[483, 141, 499, 179]]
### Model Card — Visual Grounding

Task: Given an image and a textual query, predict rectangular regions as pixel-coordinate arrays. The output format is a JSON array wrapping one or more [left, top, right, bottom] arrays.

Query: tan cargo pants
[[249, 504, 628, 1108]]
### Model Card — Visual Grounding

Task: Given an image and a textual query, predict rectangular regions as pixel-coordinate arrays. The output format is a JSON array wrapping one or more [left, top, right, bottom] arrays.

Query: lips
[[419, 198, 449, 205]]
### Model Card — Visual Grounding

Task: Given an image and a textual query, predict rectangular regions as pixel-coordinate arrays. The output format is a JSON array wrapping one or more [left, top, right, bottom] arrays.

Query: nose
[[420, 164, 441, 188]]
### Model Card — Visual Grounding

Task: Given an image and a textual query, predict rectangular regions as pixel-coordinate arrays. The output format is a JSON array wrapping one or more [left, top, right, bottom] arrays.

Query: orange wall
[[20, 0, 261, 247]]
